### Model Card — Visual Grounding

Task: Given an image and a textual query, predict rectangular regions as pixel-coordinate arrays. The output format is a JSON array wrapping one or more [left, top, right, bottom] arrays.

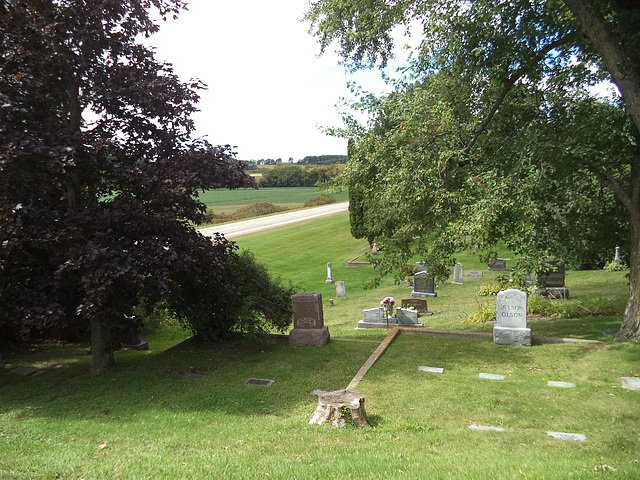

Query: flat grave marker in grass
[[469, 424, 504, 432], [547, 431, 587, 442], [548, 380, 576, 388], [418, 366, 444, 374], [479, 373, 506, 380], [245, 378, 275, 386], [620, 377, 640, 390]]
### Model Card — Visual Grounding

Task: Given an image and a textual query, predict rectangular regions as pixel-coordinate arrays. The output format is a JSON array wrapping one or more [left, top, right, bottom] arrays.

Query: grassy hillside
[[1, 210, 638, 479]]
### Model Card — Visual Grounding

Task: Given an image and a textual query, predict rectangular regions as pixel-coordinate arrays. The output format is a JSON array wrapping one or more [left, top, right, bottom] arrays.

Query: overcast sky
[[147, 0, 407, 162]]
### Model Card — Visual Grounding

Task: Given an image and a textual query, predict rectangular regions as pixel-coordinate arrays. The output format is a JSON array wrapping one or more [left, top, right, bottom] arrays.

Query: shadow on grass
[[0, 335, 375, 422]]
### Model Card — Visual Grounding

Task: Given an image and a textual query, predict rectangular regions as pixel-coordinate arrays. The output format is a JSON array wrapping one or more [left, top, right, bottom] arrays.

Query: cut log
[[309, 389, 369, 428]]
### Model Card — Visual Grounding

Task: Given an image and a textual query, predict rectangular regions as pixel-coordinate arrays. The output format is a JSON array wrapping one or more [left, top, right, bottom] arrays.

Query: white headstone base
[[493, 326, 531, 347]]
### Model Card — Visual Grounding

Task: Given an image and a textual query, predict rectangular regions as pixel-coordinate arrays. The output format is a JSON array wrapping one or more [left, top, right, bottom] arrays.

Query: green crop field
[[198, 187, 348, 216], [1, 211, 639, 479]]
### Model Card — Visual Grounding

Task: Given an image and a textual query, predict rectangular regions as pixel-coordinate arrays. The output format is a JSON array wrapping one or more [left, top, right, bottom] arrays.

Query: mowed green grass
[[1, 210, 639, 479]]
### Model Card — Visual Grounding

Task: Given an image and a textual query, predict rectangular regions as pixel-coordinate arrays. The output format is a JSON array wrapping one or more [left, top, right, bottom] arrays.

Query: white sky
[[146, 0, 408, 162]]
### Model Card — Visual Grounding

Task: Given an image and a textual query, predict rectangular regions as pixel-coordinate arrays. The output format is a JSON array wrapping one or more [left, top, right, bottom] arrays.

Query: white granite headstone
[[494, 289, 531, 346]]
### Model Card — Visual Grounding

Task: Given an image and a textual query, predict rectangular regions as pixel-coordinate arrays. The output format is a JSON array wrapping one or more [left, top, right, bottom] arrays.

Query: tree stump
[[309, 389, 370, 428]]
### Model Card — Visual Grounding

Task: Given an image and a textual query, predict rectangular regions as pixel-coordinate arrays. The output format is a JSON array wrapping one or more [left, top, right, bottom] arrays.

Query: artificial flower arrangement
[[380, 297, 395, 306]]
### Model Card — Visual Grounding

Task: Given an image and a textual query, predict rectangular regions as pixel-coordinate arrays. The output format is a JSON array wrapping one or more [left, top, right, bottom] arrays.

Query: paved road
[[198, 202, 349, 239]]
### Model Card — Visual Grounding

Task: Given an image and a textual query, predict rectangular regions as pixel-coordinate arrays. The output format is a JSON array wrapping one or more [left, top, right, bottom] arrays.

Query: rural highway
[[198, 202, 349, 239]]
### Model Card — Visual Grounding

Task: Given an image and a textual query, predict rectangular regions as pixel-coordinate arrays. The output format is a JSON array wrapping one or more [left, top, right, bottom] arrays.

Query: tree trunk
[[563, 0, 640, 138], [617, 216, 640, 340], [90, 318, 114, 375], [309, 389, 370, 428]]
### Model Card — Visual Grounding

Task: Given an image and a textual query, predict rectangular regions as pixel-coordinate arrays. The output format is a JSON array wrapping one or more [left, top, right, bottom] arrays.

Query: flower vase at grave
[[384, 303, 394, 316]]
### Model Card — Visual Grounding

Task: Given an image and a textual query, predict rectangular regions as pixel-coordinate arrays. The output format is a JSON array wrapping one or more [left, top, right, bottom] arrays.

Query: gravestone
[[452, 263, 464, 284], [401, 298, 432, 315], [325, 262, 334, 283], [395, 308, 420, 326], [415, 262, 428, 272], [488, 258, 507, 271], [411, 271, 437, 298], [289, 292, 330, 347], [358, 306, 423, 328], [466, 271, 483, 277], [614, 246, 622, 265], [534, 260, 569, 299], [493, 289, 531, 346], [335, 281, 347, 300]]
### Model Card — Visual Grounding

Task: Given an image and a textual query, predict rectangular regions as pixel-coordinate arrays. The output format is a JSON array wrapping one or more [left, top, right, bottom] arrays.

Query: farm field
[[198, 187, 348, 216]]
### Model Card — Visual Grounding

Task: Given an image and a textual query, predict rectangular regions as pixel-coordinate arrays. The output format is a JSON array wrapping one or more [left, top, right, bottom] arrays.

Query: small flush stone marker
[[469, 424, 504, 432], [479, 373, 505, 380], [547, 431, 586, 442], [245, 378, 275, 386], [548, 381, 576, 388], [620, 377, 640, 391], [418, 366, 444, 374]]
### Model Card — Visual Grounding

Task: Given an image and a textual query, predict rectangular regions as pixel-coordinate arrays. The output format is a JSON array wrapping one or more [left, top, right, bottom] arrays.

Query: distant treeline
[[241, 155, 346, 168], [257, 163, 344, 188]]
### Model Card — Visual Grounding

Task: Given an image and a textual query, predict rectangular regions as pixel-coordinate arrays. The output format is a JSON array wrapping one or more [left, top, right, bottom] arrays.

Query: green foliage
[[257, 163, 343, 188], [306, 0, 640, 339], [477, 284, 502, 296], [176, 250, 296, 341], [466, 299, 496, 323], [603, 261, 628, 272], [303, 195, 335, 207], [206, 202, 289, 224]]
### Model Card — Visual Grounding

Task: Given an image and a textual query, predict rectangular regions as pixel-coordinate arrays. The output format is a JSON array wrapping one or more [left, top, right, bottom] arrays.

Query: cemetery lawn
[[1, 211, 639, 479]]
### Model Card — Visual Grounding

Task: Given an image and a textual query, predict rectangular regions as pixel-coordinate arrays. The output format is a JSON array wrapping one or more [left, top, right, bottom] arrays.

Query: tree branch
[[563, 0, 640, 137], [462, 35, 574, 154]]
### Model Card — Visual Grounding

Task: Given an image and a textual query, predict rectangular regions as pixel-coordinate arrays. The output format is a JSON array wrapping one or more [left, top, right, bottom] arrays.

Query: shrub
[[603, 261, 627, 272], [175, 250, 296, 341], [477, 284, 502, 296], [467, 300, 496, 323], [304, 195, 335, 207]]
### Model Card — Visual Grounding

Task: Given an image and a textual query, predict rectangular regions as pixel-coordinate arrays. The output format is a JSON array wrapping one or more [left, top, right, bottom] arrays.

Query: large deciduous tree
[[305, 0, 640, 339], [0, 0, 277, 373]]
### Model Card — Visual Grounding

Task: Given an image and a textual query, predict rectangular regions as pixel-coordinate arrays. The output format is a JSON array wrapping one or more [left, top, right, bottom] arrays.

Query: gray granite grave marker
[[452, 263, 464, 284], [493, 289, 531, 346], [466, 271, 483, 277], [547, 431, 586, 442], [325, 262, 334, 283], [534, 260, 569, 299], [290, 292, 330, 346], [245, 378, 275, 386], [548, 381, 576, 389], [488, 258, 507, 271], [418, 366, 444, 374], [621, 377, 640, 390], [335, 281, 347, 300], [479, 373, 505, 380], [411, 271, 437, 298]]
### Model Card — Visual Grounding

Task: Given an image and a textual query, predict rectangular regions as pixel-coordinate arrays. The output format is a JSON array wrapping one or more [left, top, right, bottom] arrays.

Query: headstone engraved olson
[[411, 271, 437, 298], [335, 281, 347, 300], [493, 289, 531, 346], [452, 263, 464, 284], [289, 292, 330, 346], [534, 260, 569, 299]]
